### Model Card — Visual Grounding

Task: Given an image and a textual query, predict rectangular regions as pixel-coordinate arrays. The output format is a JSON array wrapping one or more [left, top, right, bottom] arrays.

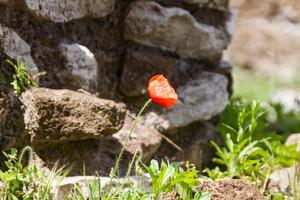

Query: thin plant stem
[[18, 146, 34, 167], [107, 99, 152, 191], [262, 168, 271, 194], [17, 146, 34, 181], [117, 150, 141, 191], [125, 150, 140, 179], [158, 133, 182, 151]]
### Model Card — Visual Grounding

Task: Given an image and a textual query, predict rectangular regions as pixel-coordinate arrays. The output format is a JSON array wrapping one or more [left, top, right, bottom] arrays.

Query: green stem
[[18, 146, 34, 167], [16, 146, 34, 183], [107, 99, 152, 190]]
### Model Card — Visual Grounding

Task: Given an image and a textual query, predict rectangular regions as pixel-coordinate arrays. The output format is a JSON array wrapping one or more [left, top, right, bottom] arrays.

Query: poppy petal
[[147, 74, 178, 108]]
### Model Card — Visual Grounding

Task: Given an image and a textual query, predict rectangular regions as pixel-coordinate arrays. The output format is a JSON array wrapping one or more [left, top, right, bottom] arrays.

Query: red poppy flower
[[147, 74, 178, 108]]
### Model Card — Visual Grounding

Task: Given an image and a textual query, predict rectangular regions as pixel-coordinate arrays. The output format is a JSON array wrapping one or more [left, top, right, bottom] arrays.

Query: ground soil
[[198, 179, 266, 200]]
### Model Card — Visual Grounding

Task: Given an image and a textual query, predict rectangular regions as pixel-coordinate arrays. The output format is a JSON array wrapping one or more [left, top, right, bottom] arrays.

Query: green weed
[[65, 160, 210, 200], [0, 147, 67, 200], [143, 160, 204, 200], [204, 101, 300, 189], [5, 59, 37, 95]]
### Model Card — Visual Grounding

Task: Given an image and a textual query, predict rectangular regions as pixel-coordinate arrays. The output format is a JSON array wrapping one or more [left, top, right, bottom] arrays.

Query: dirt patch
[[198, 179, 266, 200]]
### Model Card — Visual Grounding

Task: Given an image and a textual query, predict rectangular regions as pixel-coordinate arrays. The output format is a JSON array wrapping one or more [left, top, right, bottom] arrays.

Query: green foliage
[[204, 100, 300, 188], [68, 160, 210, 200], [99, 186, 152, 200], [270, 192, 284, 200], [143, 160, 208, 200], [87, 178, 101, 200], [0, 147, 67, 200], [5, 59, 37, 95]]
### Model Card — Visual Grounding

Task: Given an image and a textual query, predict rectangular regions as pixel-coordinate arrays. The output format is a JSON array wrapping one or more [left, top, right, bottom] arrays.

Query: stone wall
[[0, 0, 232, 175]]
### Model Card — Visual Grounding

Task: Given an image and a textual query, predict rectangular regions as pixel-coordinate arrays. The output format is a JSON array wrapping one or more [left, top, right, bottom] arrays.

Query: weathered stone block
[[25, 0, 115, 22], [125, 1, 228, 60], [22, 88, 126, 145], [60, 43, 98, 91], [0, 24, 38, 75]]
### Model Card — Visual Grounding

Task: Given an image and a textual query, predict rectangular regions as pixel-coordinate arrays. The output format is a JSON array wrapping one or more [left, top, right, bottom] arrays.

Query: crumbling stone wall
[[0, 0, 232, 175]]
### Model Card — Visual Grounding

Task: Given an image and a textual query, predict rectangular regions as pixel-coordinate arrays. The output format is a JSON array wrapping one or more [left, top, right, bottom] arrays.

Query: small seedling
[[5, 59, 37, 95]]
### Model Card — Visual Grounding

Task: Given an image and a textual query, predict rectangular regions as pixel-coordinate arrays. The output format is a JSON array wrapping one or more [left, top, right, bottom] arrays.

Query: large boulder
[[21, 88, 126, 146], [125, 1, 228, 60]]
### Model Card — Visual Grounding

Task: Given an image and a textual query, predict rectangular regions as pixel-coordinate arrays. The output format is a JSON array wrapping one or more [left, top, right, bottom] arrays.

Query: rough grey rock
[[24, 0, 115, 23], [154, 72, 228, 130], [125, 1, 228, 60], [0, 24, 38, 75], [21, 88, 126, 146], [113, 113, 162, 162], [268, 165, 300, 196], [60, 43, 98, 91]]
